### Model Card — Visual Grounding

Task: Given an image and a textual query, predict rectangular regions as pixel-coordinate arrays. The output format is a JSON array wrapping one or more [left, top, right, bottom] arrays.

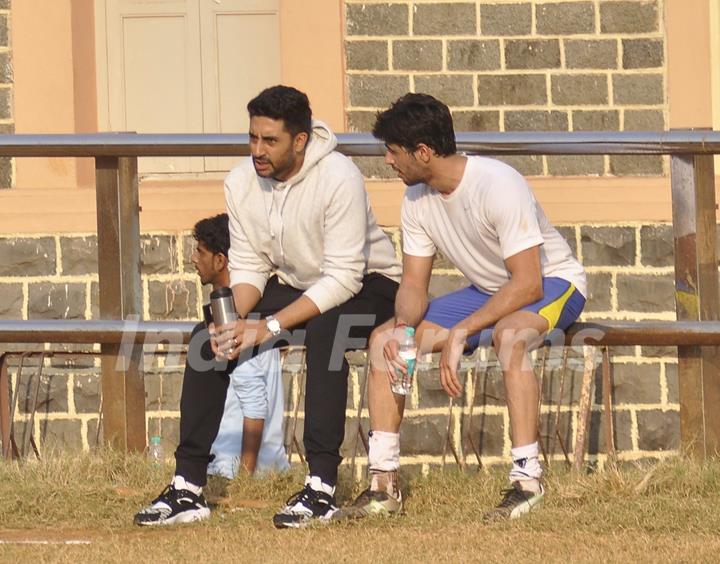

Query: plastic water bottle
[[391, 327, 416, 395], [148, 436, 164, 466]]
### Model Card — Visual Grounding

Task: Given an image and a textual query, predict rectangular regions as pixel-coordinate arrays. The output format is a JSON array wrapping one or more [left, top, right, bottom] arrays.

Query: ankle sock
[[306, 475, 335, 496], [509, 441, 542, 484], [367, 430, 400, 473], [172, 475, 202, 495]]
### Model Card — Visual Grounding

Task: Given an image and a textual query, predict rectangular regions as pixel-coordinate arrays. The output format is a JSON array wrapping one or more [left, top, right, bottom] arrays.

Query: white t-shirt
[[402, 156, 587, 297]]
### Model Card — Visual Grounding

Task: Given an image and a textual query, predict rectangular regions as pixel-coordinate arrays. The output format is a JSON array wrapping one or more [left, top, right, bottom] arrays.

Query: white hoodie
[[225, 120, 401, 313]]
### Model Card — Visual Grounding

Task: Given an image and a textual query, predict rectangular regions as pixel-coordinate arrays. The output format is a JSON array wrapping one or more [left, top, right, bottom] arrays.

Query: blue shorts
[[424, 277, 585, 350]]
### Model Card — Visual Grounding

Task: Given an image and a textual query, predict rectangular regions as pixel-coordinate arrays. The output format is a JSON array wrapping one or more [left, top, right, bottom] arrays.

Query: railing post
[[95, 156, 146, 453], [0, 353, 10, 459], [671, 144, 720, 458]]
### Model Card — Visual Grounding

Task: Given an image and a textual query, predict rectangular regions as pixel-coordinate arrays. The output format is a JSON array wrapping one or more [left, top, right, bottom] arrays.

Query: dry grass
[[1, 450, 720, 563]]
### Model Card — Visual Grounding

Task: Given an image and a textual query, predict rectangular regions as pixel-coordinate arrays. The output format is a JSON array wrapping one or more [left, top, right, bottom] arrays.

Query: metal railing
[[0, 130, 719, 458]]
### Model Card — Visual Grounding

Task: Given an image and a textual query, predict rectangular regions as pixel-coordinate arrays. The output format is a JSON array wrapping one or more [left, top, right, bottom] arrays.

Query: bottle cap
[[149, 436, 161, 445], [405, 326, 415, 336]]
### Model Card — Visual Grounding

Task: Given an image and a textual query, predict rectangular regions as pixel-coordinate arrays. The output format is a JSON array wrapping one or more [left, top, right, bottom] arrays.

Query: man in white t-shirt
[[334, 93, 586, 523]]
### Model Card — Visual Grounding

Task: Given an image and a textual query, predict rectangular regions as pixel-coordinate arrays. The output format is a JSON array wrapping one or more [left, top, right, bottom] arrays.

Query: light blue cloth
[[208, 349, 290, 478]]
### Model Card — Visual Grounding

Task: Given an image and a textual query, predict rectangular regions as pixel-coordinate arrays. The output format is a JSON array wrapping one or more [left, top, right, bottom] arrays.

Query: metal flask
[[210, 287, 238, 327]]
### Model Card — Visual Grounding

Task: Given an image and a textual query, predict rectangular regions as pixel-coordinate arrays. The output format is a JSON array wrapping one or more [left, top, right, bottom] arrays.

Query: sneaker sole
[[135, 507, 211, 527], [273, 510, 337, 530]]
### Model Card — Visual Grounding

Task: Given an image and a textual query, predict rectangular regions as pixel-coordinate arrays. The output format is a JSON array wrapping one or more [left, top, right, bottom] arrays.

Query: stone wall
[[345, 0, 667, 178], [0, 223, 679, 469], [0, 0, 12, 188]]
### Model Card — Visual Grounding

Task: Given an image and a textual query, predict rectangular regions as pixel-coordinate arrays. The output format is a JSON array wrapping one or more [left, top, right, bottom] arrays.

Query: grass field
[[1, 451, 719, 563]]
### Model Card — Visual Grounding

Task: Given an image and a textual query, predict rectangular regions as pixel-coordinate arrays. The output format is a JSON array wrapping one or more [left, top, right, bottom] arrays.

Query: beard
[[253, 153, 296, 180]]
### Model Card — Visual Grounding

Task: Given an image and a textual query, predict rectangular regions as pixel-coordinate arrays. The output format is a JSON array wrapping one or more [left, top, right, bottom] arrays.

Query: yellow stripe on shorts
[[538, 283, 576, 330]]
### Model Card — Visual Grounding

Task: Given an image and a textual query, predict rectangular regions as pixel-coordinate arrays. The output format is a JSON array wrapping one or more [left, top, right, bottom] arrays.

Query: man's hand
[[439, 328, 467, 398], [381, 325, 412, 385], [213, 318, 269, 360]]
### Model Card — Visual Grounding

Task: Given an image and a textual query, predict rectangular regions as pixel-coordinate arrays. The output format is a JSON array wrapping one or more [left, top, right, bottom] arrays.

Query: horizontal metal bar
[[1, 130, 720, 157], [1, 319, 720, 346]]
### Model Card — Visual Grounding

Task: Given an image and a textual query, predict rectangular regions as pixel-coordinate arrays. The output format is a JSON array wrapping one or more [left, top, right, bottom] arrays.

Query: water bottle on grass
[[148, 436, 164, 466], [391, 326, 416, 396]]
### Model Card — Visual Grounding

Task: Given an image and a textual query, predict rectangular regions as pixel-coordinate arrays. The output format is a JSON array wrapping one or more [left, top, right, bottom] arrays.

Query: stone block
[[147, 417, 181, 453], [0, 283, 22, 318], [447, 40, 500, 71], [340, 415, 369, 457], [0, 86, 11, 119], [551, 75, 608, 106], [600, 1, 659, 33], [611, 362, 661, 404], [585, 272, 612, 312], [588, 409, 633, 453], [473, 365, 505, 406], [346, 40, 388, 71], [572, 110, 619, 131], [347, 111, 377, 133], [665, 362, 678, 404], [506, 39, 561, 70], [413, 3, 476, 36], [452, 111, 500, 132], [73, 373, 101, 413], [148, 280, 198, 320], [352, 156, 396, 179], [429, 274, 467, 299], [580, 226, 636, 267], [547, 155, 604, 176], [417, 367, 467, 409], [182, 234, 195, 273], [145, 373, 162, 410], [0, 156, 11, 188], [640, 224, 672, 267], [393, 40, 442, 71], [609, 155, 664, 176], [624, 110, 664, 131], [400, 415, 448, 455], [617, 273, 674, 312], [28, 282, 86, 320], [40, 419, 83, 451], [348, 75, 410, 107], [17, 373, 69, 414], [565, 39, 618, 69], [462, 412, 505, 458], [0, 14, 7, 47], [555, 225, 578, 257], [141, 235, 177, 275], [504, 110, 568, 132], [640, 346, 676, 359], [536, 2, 595, 35], [87, 418, 102, 448], [540, 361, 585, 406], [612, 74, 663, 105], [414, 75, 474, 107], [477, 75, 547, 106], [161, 372, 184, 411], [0, 51, 12, 82], [496, 155, 543, 176], [60, 235, 98, 275], [637, 409, 680, 451], [480, 3, 531, 36], [539, 411, 573, 454], [346, 3, 409, 36], [622, 38, 663, 69], [0, 237, 56, 276]]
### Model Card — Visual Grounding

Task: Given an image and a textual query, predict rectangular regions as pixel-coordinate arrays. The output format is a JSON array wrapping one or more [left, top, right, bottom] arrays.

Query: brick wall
[[0, 223, 680, 469], [345, 0, 667, 178], [0, 0, 12, 188]]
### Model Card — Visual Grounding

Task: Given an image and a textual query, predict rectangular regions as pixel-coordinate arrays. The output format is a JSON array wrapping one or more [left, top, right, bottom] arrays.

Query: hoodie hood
[[276, 119, 337, 187]]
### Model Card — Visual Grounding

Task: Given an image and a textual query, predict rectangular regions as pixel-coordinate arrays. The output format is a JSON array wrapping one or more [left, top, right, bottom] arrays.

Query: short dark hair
[[372, 93, 456, 157], [193, 213, 230, 257], [247, 85, 312, 137]]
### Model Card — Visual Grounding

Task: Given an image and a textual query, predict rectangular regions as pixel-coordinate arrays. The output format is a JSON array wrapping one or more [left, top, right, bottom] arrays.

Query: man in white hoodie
[[134, 85, 401, 529]]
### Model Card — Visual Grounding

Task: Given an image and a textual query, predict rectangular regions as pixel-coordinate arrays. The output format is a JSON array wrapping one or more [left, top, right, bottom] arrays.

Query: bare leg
[[240, 417, 264, 475]]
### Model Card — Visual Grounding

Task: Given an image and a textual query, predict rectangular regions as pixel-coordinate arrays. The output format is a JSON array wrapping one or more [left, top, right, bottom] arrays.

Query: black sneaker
[[134, 484, 211, 526], [273, 477, 338, 529], [483, 481, 544, 523]]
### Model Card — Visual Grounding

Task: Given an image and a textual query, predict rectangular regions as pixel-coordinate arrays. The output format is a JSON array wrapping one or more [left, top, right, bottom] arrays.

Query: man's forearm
[[232, 283, 263, 318], [272, 295, 321, 330], [394, 282, 428, 328]]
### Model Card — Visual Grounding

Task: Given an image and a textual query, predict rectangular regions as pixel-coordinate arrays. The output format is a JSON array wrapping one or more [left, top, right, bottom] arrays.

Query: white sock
[[367, 430, 400, 472], [509, 441, 542, 487], [172, 475, 202, 495], [306, 475, 335, 496]]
